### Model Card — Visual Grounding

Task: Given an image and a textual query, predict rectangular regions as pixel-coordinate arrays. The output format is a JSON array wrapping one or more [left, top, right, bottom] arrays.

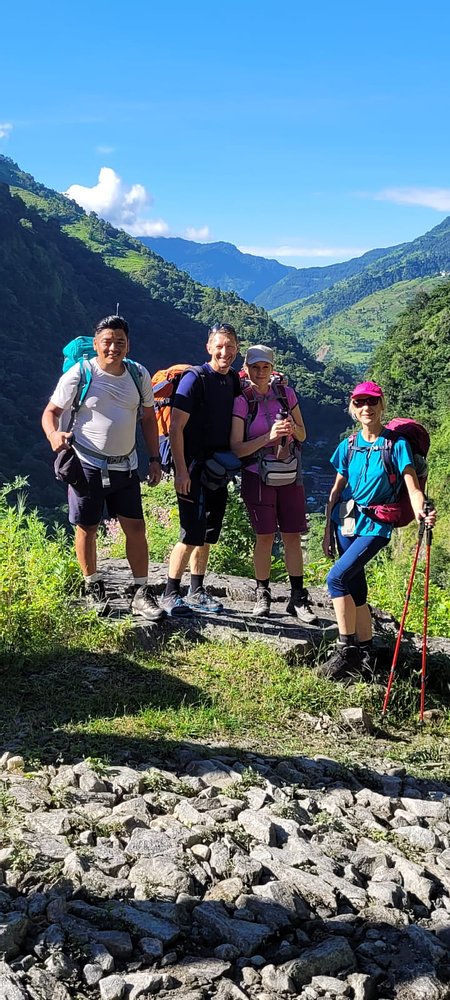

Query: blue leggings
[[327, 529, 389, 606]]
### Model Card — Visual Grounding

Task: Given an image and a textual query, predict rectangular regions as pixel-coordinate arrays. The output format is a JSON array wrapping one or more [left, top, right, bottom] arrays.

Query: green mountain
[[139, 236, 293, 300], [0, 156, 352, 507], [255, 245, 399, 310], [272, 275, 448, 368], [269, 216, 450, 368]]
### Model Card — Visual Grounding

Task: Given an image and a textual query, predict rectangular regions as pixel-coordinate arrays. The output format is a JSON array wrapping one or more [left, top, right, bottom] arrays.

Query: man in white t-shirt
[[42, 315, 165, 620]]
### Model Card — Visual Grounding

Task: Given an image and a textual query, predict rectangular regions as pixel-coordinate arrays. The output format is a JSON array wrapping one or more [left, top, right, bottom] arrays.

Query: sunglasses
[[209, 322, 237, 335], [352, 396, 381, 408]]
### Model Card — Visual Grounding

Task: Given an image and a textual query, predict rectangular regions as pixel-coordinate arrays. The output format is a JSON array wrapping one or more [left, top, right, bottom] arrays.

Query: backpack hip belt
[[73, 442, 136, 487]]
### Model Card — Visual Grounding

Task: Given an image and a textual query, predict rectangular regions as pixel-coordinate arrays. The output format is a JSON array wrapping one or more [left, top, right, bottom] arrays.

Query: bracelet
[[149, 455, 162, 464]]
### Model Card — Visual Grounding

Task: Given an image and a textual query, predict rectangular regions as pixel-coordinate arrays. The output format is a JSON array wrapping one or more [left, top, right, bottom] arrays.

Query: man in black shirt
[[160, 323, 240, 616]]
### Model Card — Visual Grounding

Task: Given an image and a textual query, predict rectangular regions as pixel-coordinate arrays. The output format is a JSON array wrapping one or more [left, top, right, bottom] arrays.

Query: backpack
[[151, 365, 241, 473], [347, 418, 430, 527], [62, 337, 144, 433]]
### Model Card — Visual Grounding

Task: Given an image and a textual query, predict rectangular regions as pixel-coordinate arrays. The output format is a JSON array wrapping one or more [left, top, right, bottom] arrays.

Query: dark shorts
[[241, 469, 307, 535], [177, 465, 228, 546], [68, 465, 144, 527]]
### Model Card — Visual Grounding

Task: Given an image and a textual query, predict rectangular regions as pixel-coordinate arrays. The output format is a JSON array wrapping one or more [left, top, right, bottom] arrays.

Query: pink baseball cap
[[351, 381, 384, 399]]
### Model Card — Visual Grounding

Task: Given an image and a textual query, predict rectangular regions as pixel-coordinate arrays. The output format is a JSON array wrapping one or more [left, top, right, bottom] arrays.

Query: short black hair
[[94, 315, 129, 337]]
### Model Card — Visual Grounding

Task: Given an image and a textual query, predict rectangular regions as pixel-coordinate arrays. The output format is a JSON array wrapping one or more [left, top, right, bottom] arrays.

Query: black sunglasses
[[209, 322, 237, 335], [352, 396, 381, 407]]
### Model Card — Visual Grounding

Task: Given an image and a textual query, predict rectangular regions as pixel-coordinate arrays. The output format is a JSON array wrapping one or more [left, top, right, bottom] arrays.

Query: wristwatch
[[149, 455, 162, 464]]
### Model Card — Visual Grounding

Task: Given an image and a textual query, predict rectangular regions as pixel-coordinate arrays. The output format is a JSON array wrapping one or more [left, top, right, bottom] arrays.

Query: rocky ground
[[2, 741, 450, 1000], [2, 561, 450, 1000]]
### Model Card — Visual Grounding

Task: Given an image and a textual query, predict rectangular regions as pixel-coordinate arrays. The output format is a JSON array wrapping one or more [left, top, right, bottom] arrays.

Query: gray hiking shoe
[[82, 579, 111, 617], [286, 588, 319, 625], [185, 588, 224, 613], [159, 592, 193, 617], [252, 588, 271, 618], [130, 584, 166, 622], [316, 642, 363, 682]]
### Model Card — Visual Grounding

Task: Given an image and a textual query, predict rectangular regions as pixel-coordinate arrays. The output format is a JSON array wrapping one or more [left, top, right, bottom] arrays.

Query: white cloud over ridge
[[0, 122, 12, 139], [238, 244, 368, 261], [375, 187, 450, 211], [185, 225, 210, 240], [65, 167, 169, 237]]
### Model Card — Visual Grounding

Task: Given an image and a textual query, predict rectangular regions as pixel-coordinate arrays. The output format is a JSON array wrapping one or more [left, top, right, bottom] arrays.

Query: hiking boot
[[185, 588, 224, 614], [316, 642, 363, 682], [130, 584, 166, 622], [286, 588, 319, 625], [159, 592, 193, 617], [252, 588, 271, 617], [82, 579, 111, 617]]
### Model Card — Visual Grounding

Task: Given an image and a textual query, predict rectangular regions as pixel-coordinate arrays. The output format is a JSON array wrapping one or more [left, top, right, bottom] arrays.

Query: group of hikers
[[41, 315, 436, 682]]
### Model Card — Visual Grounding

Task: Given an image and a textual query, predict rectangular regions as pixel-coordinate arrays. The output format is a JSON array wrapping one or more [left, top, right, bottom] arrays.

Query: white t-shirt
[[50, 359, 155, 471]]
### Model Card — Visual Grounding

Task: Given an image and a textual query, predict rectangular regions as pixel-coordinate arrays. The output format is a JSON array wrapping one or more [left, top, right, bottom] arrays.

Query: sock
[[190, 574, 204, 594], [164, 577, 181, 598], [133, 576, 148, 588], [358, 639, 373, 651], [289, 575, 304, 592], [338, 633, 356, 647], [256, 578, 270, 590], [85, 572, 99, 585]]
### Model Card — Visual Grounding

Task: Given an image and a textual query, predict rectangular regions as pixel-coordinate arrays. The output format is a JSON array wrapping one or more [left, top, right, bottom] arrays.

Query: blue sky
[[2, 0, 450, 267]]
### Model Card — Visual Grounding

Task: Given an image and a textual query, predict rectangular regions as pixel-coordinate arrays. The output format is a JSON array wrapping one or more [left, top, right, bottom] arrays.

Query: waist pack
[[54, 446, 89, 496], [259, 454, 298, 487], [200, 451, 241, 490]]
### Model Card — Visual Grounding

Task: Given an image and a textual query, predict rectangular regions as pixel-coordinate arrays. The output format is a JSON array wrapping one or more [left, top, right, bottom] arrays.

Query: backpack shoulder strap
[[380, 430, 398, 488], [347, 432, 357, 463], [67, 359, 92, 432], [124, 359, 144, 402]]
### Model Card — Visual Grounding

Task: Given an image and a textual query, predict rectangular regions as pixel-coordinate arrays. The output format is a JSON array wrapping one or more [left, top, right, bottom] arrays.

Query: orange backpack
[[151, 364, 204, 471]]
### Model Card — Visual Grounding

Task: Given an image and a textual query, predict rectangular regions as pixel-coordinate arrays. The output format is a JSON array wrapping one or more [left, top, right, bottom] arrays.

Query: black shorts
[[177, 465, 228, 546], [68, 466, 144, 527]]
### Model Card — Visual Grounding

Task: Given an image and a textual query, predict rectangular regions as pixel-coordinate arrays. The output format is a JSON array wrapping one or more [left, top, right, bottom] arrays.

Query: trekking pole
[[419, 505, 433, 722], [382, 518, 425, 715]]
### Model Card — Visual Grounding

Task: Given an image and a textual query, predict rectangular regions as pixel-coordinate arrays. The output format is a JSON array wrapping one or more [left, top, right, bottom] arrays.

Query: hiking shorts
[[241, 469, 307, 535], [177, 465, 228, 546], [327, 529, 389, 605], [68, 466, 144, 527]]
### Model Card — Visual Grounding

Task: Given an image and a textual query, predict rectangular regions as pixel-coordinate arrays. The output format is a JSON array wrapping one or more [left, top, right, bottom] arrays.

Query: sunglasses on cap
[[352, 396, 381, 408], [209, 322, 237, 335]]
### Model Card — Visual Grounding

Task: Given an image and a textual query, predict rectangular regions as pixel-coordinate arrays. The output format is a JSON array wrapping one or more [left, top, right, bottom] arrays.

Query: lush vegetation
[[271, 276, 446, 369]]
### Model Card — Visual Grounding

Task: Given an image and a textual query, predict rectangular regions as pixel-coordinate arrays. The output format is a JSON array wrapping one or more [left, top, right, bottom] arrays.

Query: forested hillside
[[255, 245, 399, 310], [139, 237, 293, 300], [267, 217, 450, 367], [0, 156, 353, 508]]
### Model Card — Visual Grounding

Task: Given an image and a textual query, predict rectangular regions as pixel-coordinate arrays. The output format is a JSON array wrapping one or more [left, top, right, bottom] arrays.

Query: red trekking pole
[[382, 520, 425, 715], [419, 517, 433, 722]]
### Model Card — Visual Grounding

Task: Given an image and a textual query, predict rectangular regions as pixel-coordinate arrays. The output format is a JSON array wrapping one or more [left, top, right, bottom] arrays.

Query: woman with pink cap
[[231, 344, 317, 622], [321, 381, 436, 681]]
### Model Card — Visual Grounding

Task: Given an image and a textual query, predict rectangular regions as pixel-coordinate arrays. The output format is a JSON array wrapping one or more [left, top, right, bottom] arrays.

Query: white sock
[[133, 576, 148, 587], [85, 572, 99, 584]]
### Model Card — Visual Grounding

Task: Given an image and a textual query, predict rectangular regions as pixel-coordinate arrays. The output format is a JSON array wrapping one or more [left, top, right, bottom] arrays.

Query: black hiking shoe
[[286, 588, 319, 625], [130, 584, 166, 622], [316, 641, 363, 682], [252, 588, 271, 618], [82, 579, 111, 617]]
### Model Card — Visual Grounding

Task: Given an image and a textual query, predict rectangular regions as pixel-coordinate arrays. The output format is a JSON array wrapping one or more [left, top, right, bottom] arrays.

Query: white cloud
[[64, 167, 169, 237], [0, 122, 12, 139], [374, 187, 450, 211], [184, 225, 210, 240], [238, 244, 368, 260]]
